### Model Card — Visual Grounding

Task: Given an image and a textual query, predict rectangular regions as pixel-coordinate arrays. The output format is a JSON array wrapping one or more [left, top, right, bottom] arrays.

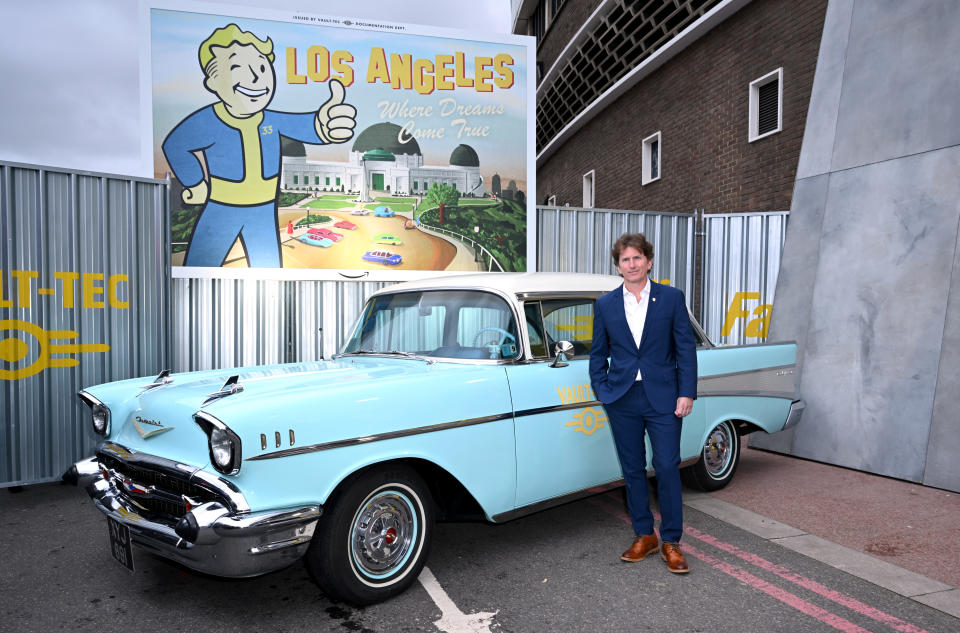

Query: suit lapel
[[607, 284, 631, 344], [638, 281, 661, 349]]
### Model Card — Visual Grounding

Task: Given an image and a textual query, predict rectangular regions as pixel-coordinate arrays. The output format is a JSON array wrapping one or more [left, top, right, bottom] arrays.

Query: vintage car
[[298, 234, 334, 248], [362, 250, 402, 265], [66, 273, 802, 606], [308, 228, 344, 242], [350, 208, 370, 216], [372, 232, 403, 246], [373, 205, 395, 217], [334, 220, 358, 231]]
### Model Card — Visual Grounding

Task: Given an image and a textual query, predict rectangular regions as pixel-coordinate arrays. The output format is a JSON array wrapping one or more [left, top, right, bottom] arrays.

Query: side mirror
[[550, 340, 574, 368]]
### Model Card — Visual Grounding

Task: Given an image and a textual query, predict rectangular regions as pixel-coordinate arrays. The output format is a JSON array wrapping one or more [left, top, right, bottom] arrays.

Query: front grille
[[99, 453, 222, 519]]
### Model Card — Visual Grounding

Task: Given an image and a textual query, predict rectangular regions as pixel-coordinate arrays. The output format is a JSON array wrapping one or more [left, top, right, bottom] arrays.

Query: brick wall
[[536, 0, 828, 215], [536, 0, 604, 76]]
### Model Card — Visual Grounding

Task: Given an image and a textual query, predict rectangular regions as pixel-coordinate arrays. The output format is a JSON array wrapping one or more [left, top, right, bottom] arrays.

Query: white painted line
[[418, 566, 498, 633]]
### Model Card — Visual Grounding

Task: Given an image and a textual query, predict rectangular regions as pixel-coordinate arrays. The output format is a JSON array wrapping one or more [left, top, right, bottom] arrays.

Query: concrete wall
[[753, 0, 960, 493]]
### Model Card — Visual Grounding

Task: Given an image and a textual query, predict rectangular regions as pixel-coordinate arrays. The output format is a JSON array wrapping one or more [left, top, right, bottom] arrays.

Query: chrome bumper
[[67, 457, 322, 578], [782, 399, 805, 430]]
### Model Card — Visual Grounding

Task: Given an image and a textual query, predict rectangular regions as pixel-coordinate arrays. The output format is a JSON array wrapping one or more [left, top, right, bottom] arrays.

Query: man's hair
[[198, 24, 274, 75], [611, 232, 654, 265]]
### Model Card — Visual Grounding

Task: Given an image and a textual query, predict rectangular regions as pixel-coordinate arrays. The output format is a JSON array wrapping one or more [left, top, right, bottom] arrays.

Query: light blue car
[[373, 205, 395, 217], [67, 273, 803, 605]]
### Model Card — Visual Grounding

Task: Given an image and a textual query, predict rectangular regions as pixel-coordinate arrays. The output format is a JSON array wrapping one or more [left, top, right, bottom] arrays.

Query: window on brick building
[[749, 68, 783, 142], [582, 170, 595, 208], [642, 131, 661, 185]]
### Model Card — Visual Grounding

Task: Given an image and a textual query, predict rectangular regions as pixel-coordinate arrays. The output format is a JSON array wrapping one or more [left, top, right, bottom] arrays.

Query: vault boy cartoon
[[163, 24, 356, 267]]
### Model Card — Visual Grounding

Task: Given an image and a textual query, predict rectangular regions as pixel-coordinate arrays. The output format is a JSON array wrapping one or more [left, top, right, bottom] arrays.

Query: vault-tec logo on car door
[[557, 383, 608, 436]]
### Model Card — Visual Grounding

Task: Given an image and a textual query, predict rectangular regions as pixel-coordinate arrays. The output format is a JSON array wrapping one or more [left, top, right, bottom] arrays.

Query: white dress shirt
[[622, 281, 650, 381]]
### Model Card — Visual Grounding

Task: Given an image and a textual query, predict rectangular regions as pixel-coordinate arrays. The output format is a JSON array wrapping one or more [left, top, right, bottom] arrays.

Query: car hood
[[85, 357, 511, 470]]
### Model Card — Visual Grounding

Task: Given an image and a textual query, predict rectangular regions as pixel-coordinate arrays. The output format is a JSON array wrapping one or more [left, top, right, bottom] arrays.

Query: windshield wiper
[[337, 349, 436, 364]]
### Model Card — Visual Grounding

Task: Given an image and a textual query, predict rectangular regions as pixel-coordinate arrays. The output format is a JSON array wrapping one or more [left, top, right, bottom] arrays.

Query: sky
[[0, 0, 515, 178]]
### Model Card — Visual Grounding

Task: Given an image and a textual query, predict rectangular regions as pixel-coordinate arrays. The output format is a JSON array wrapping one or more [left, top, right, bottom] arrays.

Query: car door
[[506, 298, 623, 508]]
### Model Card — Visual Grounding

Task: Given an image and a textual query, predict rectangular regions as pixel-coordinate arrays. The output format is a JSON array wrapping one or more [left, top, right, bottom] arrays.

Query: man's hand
[[315, 78, 357, 144], [675, 397, 693, 418], [181, 180, 209, 205]]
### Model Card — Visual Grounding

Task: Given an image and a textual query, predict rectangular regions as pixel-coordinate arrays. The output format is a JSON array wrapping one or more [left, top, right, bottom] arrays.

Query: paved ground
[[2, 447, 958, 633], [716, 442, 960, 590]]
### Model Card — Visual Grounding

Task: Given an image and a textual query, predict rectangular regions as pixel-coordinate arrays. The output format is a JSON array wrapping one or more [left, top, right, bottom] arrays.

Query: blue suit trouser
[[605, 381, 684, 543]]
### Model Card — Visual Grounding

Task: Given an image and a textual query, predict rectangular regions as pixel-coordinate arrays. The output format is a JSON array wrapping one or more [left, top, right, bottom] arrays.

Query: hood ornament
[[202, 375, 244, 406], [138, 369, 173, 395]]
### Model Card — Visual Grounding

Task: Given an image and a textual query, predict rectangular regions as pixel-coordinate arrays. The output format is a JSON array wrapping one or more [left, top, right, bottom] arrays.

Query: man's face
[[617, 245, 652, 285], [204, 43, 275, 117]]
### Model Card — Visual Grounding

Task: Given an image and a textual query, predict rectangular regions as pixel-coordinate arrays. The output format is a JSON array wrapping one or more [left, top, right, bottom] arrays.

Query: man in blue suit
[[589, 233, 697, 573]]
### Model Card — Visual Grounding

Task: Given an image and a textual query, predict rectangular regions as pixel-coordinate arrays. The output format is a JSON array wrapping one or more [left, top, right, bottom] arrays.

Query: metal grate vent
[[537, 0, 721, 152], [757, 78, 779, 135]]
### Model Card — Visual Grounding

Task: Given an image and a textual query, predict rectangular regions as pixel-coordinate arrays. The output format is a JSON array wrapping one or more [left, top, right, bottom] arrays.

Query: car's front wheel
[[681, 420, 740, 491], [306, 466, 434, 606]]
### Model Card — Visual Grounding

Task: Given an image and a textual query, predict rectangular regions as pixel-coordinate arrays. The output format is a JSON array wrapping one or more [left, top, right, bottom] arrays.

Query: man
[[589, 233, 697, 573], [163, 23, 356, 267]]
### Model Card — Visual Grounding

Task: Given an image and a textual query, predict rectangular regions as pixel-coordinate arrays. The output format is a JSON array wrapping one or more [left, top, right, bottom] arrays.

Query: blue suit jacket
[[589, 281, 698, 413]]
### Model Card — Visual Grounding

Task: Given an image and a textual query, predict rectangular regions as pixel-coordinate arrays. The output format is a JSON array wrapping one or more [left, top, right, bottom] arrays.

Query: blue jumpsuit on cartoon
[[163, 102, 325, 267]]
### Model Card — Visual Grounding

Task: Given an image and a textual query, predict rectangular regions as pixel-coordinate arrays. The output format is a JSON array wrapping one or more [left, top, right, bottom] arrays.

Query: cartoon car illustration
[[350, 208, 371, 216], [298, 234, 334, 248], [372, 232, 402, 245], [308, 228, 344, 242], [334, 220, 358, 231], [362, 250, 403, 265], [67, 273, 803, 606], [373, 206, 395, 217], [404, 219, 418, 230]]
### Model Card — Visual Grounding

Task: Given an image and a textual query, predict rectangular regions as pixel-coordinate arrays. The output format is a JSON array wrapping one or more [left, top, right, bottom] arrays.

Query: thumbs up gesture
[[315, 78, 357, 144]]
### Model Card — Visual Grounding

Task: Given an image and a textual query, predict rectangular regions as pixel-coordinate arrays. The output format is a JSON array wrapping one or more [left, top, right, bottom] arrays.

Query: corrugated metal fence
[[0, 161, 170, 487], [0, 166, 787, 487], [535, 206, 788, 347]]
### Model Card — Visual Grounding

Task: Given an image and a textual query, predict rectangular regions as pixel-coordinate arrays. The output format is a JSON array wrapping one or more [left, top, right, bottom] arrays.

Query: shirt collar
[[622, 280, 650, 302]]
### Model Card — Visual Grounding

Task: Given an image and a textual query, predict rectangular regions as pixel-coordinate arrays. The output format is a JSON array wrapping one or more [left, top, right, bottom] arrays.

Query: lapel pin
[[652, 297, 656, 302]]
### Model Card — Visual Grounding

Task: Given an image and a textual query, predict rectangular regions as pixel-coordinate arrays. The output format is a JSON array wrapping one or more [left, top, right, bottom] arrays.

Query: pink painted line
[[588, 497, 890, 633], [685, 525, 930, 633]]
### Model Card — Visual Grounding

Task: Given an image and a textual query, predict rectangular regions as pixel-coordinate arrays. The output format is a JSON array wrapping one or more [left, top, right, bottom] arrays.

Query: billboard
[[144, 2, 535, 280]]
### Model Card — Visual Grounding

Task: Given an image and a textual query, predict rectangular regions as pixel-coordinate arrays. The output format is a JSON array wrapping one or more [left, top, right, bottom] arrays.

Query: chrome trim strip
[[78, 390, 105, 408], [248, 400, 611, 461], [246, 411, 516, 461], [697, 390, 798, 398], [515, 291, 606, 300], [491, 480, 624, 522], [492, 457, 699, 523]]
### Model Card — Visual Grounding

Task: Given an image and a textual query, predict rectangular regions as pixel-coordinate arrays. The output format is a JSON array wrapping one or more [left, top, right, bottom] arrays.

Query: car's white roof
[[375, 272, 623, 297]]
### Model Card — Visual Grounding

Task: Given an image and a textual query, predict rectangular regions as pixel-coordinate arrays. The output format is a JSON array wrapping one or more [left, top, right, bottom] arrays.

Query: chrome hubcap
[[703, 422, 735, 479], [352, 492, 414, 576]]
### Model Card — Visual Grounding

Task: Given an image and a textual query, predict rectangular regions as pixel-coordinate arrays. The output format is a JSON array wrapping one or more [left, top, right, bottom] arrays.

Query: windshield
[[342, 290, 520, 360]]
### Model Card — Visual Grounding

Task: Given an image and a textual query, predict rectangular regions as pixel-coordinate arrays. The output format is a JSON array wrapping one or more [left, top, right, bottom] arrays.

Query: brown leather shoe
[[620, 534, 659, 562], [660, 542, 690, 573]]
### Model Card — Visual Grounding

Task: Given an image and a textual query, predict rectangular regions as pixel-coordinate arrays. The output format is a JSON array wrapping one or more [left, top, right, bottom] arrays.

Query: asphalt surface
[[2, 451, 958, 633]]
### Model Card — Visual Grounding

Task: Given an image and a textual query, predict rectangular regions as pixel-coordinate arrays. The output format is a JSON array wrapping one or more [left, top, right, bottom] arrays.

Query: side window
[[540, 299, 596, 357]]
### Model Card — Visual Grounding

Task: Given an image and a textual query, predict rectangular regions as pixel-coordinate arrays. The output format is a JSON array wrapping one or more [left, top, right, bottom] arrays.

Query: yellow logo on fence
[[0, 269, 126, 380], [0, 320, 110, 380]]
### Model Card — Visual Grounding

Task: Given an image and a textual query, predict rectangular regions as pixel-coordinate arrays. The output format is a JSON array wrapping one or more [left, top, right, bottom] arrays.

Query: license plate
[[107, 517, 135, 572]]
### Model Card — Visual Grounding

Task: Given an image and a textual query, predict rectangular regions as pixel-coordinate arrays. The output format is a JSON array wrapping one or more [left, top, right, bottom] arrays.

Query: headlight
[[194, 412, 242, 475], [79, 391, 110, 436], [92, 405, 110, 435], [210, 427, 234, 469]]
